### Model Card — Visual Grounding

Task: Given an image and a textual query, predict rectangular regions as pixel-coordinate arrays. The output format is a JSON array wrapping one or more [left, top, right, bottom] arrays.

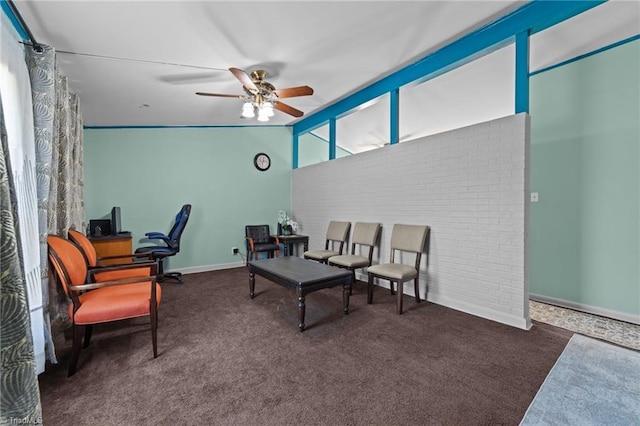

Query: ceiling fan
[[196, 67, 314, 120]]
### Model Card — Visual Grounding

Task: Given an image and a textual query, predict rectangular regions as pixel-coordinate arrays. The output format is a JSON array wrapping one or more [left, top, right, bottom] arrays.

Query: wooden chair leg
[[389, 280, 395, 295], [151, 304, 158, 358], [68, 324, 84, 377], [350, 270, 356, 295], [367, 274, 375, 304], [414, 277, 421, 303], [397, 281, 404, 315], [83, 325, 93, 348]]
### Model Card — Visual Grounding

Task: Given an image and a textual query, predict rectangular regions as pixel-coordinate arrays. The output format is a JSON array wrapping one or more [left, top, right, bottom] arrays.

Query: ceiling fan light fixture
[[198, 67, 311, 120], [241, 102, 255, 118], [262, 102, 275, 118], [257, 108, 270, 122]]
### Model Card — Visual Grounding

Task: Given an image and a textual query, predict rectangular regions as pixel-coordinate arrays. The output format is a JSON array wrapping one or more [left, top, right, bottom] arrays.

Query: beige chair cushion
[[328, 254, 370, 268], [304, 249, 339, 261], [367, 263, 417, 281]]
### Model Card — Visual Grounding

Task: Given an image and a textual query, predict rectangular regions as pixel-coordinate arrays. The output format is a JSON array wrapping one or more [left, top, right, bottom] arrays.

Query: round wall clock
[[253, 152, 271, 171]]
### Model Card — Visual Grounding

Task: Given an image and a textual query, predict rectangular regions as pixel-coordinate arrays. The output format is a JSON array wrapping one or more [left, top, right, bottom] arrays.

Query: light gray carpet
[[520, 334, 640, 425]]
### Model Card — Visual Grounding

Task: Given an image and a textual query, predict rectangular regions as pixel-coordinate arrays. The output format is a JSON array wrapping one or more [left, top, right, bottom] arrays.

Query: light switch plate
[[531, 192, 539, 202]]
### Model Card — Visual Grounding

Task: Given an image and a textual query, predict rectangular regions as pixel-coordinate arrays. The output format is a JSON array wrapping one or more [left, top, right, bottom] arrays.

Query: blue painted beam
[[1, 0, 29, 39], [390, 88, 399, 145], [293, 0, 605, 135], [515, 31, 530, 113], [292, 132, 299, 169], [329, 118, 336, 160]]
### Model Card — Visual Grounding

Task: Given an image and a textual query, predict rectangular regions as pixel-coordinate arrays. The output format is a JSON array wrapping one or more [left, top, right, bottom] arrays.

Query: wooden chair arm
[[245, 237, 255, 252], [97, 252, 154, 262], [88, 261, 158, 282], [69, 275, 157, 292]]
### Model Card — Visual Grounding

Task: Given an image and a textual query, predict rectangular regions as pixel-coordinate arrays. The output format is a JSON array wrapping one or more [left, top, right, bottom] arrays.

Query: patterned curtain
[[24, 46, 57, 364], [0, 93, 42, 425], [24, 46, 85, 362], [51, 72, 84, 236]]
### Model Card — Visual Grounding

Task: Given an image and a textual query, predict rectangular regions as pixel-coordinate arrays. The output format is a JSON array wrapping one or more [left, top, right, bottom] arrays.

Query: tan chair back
[[326, 221, 351, 242], [390, 224, 429, 254], [351, 222, 381, 248]]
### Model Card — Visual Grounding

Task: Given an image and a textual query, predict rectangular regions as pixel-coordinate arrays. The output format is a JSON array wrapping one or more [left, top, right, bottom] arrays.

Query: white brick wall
[[292, 114, 531, 329]]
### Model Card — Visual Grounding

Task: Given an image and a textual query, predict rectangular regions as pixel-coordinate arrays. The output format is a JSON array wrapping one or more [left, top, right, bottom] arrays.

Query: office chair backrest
[[168, 204, 191, 250]]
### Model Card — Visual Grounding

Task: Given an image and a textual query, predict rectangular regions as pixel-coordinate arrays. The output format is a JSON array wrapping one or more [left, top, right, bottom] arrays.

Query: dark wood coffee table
[[248, 256, 352, 331]]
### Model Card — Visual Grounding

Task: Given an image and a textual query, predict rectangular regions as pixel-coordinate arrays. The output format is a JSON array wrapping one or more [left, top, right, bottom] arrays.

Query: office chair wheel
[[160, 272, 184, 284]]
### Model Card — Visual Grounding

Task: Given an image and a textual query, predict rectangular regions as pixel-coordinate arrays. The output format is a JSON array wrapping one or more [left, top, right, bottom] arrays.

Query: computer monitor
[[89, 219, 111, 237], [111, 206, 122, 235]]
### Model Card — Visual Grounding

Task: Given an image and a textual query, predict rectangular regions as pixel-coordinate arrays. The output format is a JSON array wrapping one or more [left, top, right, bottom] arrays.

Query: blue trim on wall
[[83, 124, 291, 130], [1, 0, 29, 40], [530, 33, 640, 77], [292, 0, 604, 136], [515, 31, 530, 114]]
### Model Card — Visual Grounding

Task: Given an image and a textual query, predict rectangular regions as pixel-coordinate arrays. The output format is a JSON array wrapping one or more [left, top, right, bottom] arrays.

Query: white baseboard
[[360, 272, 531, 330], [168, 261, 245, 275], [530, 293, 640, 325], [428, 293, 531, 330]]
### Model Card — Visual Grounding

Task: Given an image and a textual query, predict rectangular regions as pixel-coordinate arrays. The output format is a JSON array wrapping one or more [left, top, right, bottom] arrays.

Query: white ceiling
[[12, 1, 640, 153]]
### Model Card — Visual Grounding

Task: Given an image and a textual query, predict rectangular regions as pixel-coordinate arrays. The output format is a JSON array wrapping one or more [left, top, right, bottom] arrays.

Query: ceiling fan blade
[[196, 92, 243, 98], [229, 67, 258, 92], [274, 101, 304, 118], [274, 86, 314, 98]]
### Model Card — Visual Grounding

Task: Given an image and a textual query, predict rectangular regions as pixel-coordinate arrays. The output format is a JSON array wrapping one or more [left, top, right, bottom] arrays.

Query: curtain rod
[[5, 0, 42, 52]]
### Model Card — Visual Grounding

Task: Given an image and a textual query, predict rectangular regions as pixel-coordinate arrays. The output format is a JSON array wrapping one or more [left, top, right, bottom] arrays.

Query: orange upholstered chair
[[47, 235, 162, 376]]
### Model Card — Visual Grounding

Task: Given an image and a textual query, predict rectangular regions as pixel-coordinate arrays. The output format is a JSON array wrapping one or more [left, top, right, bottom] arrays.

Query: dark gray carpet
[[38, 267, 571, 425]]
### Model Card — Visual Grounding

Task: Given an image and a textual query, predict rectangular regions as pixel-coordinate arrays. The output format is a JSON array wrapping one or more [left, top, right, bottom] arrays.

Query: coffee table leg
[[297, 295, 306, 331], [249, 271, 255, 299], [343, 282, 350, 315]]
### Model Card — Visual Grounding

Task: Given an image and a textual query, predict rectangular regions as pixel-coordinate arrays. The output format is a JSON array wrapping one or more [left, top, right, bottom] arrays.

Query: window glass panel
[[336, 93, 390, 155], [399, 44, 515, 142], [298, 124, 329, 168]]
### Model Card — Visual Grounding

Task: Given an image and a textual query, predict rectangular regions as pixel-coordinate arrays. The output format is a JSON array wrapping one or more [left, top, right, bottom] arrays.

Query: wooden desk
[[89, 234, 133, 265]]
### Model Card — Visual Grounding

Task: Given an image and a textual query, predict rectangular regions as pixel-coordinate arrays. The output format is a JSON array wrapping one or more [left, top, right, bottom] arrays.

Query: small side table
[[276, 234, 309, 257]]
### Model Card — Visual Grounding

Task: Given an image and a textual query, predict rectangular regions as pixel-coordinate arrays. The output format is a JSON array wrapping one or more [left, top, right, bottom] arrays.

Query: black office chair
[[245, 225, 280, 265], [135, 204, 191, 284]]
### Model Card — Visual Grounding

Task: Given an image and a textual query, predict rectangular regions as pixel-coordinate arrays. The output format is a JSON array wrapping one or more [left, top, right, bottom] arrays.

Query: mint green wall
[[529, 40, 640, 317], [84, 126, 293, 270]]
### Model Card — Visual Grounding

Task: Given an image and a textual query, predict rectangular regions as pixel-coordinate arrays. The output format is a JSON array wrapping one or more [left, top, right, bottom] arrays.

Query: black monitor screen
[[111, 206, 122, 235]]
